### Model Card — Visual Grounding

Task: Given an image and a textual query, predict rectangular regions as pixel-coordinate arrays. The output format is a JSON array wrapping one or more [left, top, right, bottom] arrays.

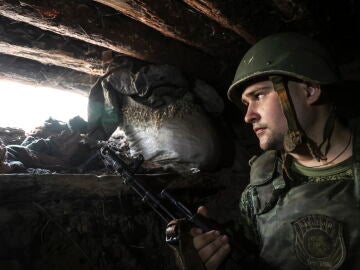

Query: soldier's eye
[[255, 93, 264, 100]]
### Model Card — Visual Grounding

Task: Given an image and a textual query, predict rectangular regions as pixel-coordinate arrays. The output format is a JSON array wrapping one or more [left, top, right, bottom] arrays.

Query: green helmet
[[228, 32, 341, 101]]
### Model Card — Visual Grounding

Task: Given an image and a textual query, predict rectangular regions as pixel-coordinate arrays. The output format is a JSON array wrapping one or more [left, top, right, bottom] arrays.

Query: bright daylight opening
[[0, 79, 88, 133]]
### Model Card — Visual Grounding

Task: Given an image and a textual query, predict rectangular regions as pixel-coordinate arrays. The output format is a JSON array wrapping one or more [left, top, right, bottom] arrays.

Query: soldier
[[188, 32, 360, 269]]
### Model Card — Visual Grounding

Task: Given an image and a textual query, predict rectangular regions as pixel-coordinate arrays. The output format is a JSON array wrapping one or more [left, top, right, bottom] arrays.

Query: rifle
[[99, 144, 217, 244], [100, 144, 259, 269]]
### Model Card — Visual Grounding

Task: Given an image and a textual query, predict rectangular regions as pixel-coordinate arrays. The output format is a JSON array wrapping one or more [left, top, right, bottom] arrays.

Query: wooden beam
[[181, 0, 284, 43], [92, 0, 249, 61], [0, 53, 98, 93], [0, 174, 126, 201], [0, 171, 246, 205], [0, 0, 228, 85], [181, 0, 256, 44], [0, 17, 110, 76]]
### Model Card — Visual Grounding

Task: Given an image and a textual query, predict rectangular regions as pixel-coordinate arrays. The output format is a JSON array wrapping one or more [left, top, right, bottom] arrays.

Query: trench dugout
[[0, 58, 254, 270]]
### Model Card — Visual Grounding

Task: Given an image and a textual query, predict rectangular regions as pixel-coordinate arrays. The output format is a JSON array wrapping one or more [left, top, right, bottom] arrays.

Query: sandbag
[[88, 57, 233, 173]]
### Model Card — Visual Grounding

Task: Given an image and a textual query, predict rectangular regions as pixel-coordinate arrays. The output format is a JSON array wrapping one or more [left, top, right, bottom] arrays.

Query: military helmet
[[228, 32, 341, 101]]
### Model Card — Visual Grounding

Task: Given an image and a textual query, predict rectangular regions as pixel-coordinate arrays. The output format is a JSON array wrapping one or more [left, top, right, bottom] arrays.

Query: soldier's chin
[[259, 140, 269, 151], [259, 138, 280, 151]]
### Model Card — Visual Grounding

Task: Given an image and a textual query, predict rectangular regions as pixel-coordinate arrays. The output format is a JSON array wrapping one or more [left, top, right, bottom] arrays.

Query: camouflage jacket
[[238, 123, 360, 270]]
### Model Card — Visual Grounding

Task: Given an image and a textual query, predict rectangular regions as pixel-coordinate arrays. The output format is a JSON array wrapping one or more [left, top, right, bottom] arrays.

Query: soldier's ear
[[305, 83, 321, 105]]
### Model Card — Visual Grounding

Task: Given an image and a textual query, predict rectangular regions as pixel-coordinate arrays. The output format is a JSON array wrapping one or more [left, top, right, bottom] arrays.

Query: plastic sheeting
[[88, 57, 232, 173]]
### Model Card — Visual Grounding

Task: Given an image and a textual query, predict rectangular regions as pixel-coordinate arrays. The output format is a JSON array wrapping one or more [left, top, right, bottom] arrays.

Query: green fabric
[[239, 155, 356, 243], [227, 32, 341, 102], [238, 126, 360, 269], [291, 156, 353, 183], [239, 186, 261, 249]]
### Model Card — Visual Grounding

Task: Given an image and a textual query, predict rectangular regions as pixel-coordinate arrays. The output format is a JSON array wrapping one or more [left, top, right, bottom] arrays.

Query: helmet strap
[[318, 105, 336, 158], [269, 75, 327, 161]]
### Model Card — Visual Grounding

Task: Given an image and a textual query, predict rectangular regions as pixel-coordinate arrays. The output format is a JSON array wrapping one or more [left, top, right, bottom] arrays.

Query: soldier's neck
[[289, 121, 353, 168]]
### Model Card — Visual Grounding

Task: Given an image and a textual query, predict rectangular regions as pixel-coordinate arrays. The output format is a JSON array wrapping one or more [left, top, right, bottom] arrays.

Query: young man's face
[[241, 80, 288, 151]]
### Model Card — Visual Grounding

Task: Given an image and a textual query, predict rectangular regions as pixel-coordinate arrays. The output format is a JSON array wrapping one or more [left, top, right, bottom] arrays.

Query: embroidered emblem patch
[[292, 215, 346, 270]]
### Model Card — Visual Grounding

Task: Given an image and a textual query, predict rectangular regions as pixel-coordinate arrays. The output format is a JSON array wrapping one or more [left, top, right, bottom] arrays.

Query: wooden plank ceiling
[[0, 0, 359, 93]]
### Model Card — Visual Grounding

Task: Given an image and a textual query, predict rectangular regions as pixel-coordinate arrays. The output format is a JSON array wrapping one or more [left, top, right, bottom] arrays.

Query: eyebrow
[[241, 86, 272, 104]]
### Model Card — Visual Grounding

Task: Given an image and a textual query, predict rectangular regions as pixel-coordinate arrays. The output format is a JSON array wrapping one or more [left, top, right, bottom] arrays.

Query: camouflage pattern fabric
[[238, 125, 360, 270]]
